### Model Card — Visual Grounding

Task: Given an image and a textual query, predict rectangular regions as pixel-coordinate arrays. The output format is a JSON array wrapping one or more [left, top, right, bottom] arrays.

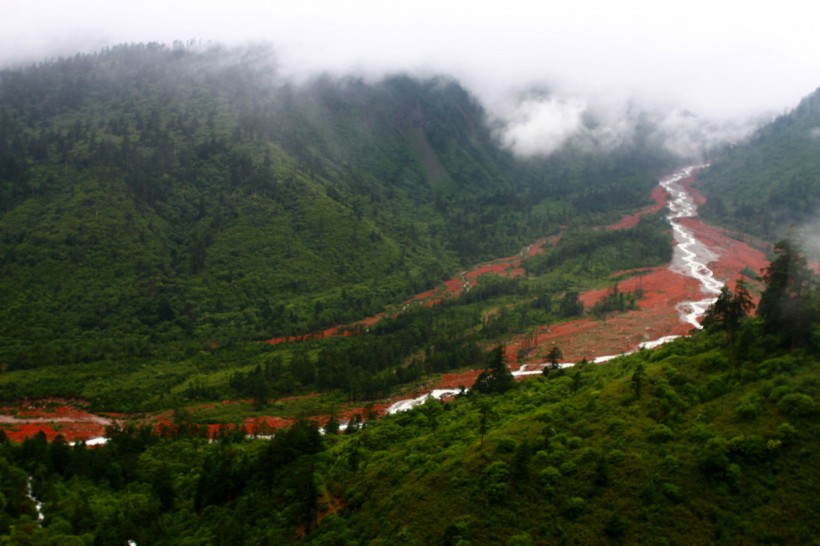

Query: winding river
[[385, 164, 723, 414], [661, 165, 723, 329]]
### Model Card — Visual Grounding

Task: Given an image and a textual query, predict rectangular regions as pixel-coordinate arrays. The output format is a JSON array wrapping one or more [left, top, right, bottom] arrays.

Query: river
[[384, 164, 722, 414], [660, 165, 723, 329]]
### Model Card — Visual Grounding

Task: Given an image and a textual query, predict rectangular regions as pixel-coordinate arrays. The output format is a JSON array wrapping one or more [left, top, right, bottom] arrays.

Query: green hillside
[[0, 43, 674, 370], [700, 87, 820, 243], [0, 213, 673, 411], [0, 254, 817, 544]]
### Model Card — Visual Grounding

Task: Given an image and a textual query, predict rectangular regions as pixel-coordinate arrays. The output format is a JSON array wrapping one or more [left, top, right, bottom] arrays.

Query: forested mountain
[[699, 87, 820, 243], [0, 43, 675, 369]]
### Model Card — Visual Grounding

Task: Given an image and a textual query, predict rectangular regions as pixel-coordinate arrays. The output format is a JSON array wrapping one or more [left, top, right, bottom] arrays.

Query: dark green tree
[[324, 413, 340, 435], [559, 291, 584, 318], [758, 240, 817, 347], [546, 345, 564, 369], [631, 363, 645, 399], [472, 345, 514, 394], [702, 279, 755, 345]]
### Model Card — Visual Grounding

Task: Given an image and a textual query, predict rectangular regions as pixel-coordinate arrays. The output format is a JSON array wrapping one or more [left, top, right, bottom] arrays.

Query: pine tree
[[702, 279, 754, 345], [472, 345, 514, 394], [758, 240, 817, 347]]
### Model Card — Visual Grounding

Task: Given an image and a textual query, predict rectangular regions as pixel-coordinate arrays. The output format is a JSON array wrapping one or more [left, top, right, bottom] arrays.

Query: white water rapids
[[379, 164, 724, 416]]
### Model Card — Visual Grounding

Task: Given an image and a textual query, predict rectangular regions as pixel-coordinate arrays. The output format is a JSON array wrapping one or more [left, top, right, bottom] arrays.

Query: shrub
[[649, 424, 674, 442], [778, 393, 815, 416], [728, 435, 768, 462], [539, 466, 561, 485], [605, 511, 629, 538], [558, 460, 577, 476], [485, 461, 510, 501], [494, 437, 517, 454], [767, 385, 791, 402], [662, 455, 680, 471], [776, 422, 798, 440], [700, 437, 730, 477], [607, 418, 626, 436], [564, 497, 586, 518], [533, 450, 550, 467], [756, 355, 799, 378], [661, 482, 683, 502], [506, 533, 534, 546], [607, 449, 625, 464], [443, 520, 471, 546], [726, 463, 742, 486], [734, 396, 760, 420]]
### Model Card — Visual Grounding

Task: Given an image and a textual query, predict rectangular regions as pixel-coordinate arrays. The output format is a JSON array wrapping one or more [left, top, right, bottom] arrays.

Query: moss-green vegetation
[[3, 42, 818, 544], [0, 214, 673, 413]]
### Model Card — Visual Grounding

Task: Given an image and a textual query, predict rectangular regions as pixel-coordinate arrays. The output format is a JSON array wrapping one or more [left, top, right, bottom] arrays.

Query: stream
[[26, 477, 45, 525], [384, 164, 722, 414]]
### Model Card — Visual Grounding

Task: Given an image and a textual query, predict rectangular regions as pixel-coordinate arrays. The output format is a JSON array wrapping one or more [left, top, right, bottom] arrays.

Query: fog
[[3, 0, 818, 156]]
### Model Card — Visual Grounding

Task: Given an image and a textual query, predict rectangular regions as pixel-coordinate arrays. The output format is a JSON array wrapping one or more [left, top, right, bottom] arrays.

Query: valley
[[0, 165, 769, 443], [0, 11, 816, 543]]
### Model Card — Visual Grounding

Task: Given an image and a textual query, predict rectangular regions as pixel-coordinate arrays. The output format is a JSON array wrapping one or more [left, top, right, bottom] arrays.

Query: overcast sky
[[2, 0, 818, 143]]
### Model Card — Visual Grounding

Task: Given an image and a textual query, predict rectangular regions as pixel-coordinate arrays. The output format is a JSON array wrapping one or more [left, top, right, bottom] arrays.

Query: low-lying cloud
[[497, 95, 588, 156], [489, 89, 762, 159]]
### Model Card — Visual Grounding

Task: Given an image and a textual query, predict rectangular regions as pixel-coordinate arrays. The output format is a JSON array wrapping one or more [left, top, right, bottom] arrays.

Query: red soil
[[0, 401, 117, 443], [504, 174, 770, 366], [508, 266, 700, 364]]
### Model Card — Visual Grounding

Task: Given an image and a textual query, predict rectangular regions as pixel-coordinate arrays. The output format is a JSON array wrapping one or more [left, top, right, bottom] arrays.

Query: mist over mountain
[[0, 43, 678, 367], [489, 89, 762, 159]]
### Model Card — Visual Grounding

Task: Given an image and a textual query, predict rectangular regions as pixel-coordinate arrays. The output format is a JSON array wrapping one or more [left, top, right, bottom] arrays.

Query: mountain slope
[[699, 87, 820, 243], [0, 43, 675, 367], [0, 315, 817, 545]]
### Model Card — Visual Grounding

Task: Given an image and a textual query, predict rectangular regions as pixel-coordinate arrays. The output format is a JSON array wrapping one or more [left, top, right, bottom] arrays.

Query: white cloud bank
[[499, 96, 589, 156]]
